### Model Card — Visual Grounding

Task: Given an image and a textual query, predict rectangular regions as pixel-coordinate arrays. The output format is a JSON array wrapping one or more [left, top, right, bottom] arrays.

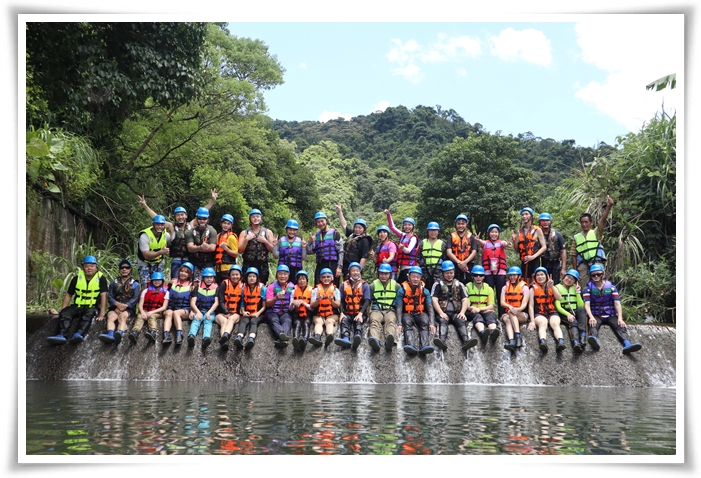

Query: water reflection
[[25, 381, 676, 455]]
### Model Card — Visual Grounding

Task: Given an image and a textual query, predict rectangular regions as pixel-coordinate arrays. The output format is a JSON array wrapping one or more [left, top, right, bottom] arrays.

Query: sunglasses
[[473, 274, 485, 277], [590, 273, 604, 278], [119, 266, 131, 270]]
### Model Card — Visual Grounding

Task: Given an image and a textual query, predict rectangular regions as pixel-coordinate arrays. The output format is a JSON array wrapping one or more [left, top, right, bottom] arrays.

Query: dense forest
[[25, 22, 675, 322]]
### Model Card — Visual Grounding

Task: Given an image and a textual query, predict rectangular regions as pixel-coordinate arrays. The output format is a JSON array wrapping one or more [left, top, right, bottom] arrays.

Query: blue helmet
[[589, 263, 605, 274], [348, 262, 362, 271], [277, 264, 290, 273], [508, 266, 522, 275], [534, 266, 548, 276], [118, 258, 132, 269], [286, 219, 299, 229], [471, 265, 486, 275], [174, 206, 187, 215], [246, 267, 259, 277], [314, 211, 327, 221], [249, 208, 262, 216], [441, 261, 455, 272], [565, 269, 580, 280], [487, 224, 501, 232], [409, 266, 423, 275], [181, 262, 194, 272], [196, 207, 209, 218], [402, 217, 416, 226], [427, 221, 440, 230], [378, 263, 392, 274], [320, 268, 333, 276], [296, 270, 309, 279], [150, 271, 165, 281], [354, 218, 367, 229], [538, 212, 552, 222], [520, 207, 534, 216], [153, 215, 166, 224], [376, 225, 391, 234], [83, 255, 97, 264], [221, 214, 234, 224], [455, 214, 468, 223], [230, 264, 243, 274], [202, 267, 216, 277]]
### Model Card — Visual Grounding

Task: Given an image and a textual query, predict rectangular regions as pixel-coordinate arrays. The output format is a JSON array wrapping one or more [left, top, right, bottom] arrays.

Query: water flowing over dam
[[26, 316, 676, 387]]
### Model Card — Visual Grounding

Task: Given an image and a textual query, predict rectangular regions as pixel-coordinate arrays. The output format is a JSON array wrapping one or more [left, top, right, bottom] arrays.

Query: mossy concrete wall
[[26, 316, 676, 387]]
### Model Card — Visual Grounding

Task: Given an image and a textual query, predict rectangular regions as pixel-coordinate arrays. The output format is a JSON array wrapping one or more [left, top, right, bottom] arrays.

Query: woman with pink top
[[476, 224, 511, 316], [383, 209, 419, 284]]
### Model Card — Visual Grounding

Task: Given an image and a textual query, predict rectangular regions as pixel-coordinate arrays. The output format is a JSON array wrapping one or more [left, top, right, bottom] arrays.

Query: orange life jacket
[[504, 280, 527, 308], [402, 282, 425, 315], [221, 279, 243, 314], [293, 285, 312, 318], [215, 230, 236, 266], [450, 231, 473, 262], [242, 283, 264, 314], [532, 282, 556, 316], [316, 284, 337, 317], [343, 280, 366, 315], [517, 226, 540, 260]]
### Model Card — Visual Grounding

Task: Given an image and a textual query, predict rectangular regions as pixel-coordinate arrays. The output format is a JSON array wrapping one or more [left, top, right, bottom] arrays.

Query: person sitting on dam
[[583, 263, 642, 354], [236, 267, 267, 350], [465, 265, 501, 348], [335, 262, 370, 351], [501, 266, 530, 352], [98, 258, 140, 345], [130, 271, 169, 344], [216, 264, 243, 350], [396, 266, 436, 356], [46, 255, 108, 345], [188, 267, 219, 349], [309, 268, 341, 347], [430, 261, 478, 353], [555, 269, 588, 353], [290, 270, 313, 352], [528, 266, 565, 353], [367, 263, 400, 352], [265, 264, 297, 349]]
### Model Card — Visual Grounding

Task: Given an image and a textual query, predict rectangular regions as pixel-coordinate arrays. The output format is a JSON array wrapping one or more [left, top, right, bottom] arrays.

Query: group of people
[[44, 192, 642, 356]]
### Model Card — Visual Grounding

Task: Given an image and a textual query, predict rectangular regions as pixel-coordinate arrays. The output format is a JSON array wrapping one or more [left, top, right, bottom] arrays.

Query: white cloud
[[391, 63, 424, 84], [299, 62, 307, 70], [456, 67, 468, 77], [489, 27, 552, 66], [318, 110, 353, 122], [573, 16, 682, 132], [372, 100, 390, 113], [386, 34, 481, 83]]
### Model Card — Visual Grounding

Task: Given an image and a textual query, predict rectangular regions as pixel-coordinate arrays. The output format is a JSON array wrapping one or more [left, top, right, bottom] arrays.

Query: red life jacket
[[142, 284, 168, 312], [482, 240, 507, 273], [396, 233, 419, 267]]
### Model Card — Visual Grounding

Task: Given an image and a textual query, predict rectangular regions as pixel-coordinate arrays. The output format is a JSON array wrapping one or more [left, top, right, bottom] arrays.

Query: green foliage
[[26, 22, 209, 141], [646, 73, 676, 92], [26, 126, 68, 194], [416, 132, 532, 233], [613, 259, 675, 323]]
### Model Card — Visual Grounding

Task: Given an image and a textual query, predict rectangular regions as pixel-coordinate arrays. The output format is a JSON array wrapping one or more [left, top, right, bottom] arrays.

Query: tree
[[26, 22, 209, 141], [416, 132, 533, 233]]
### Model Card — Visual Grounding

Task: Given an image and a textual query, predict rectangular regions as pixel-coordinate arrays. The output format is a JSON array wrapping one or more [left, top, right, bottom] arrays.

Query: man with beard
[[186, 207, 218, 285], [98, 258, 141, 345], [238, 208, 276, 285]]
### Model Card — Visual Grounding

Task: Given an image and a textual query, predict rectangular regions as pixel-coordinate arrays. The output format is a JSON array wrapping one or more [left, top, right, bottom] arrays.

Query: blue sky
[[228, 17, 682, 148]]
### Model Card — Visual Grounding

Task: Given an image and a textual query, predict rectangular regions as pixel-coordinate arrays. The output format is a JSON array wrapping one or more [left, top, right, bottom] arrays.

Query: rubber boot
[[489, 328, 500, 344], [46, 334, 67, 346], [479, 328, 491, 345], [539, 338, 548, 352], [433, 322, 448, 351], [245, 336, 255, 349], [368, 336, 381, 352], [309, 334, 322, 346], [175, 330, 183, 345], [128, 329, 139, 344], [504, 338, 516, 352], [572, 339, 582, 353], [385, 333, 395, 352], [70, 332, 84, 344], [188, 334, 196, 347], [556, 337, 566, 352], [588, 335, 600, 351], [114, 330, 123, 345], [622, 340, 642, 354], [515, 334, 523, 348], [579, 332, 587, 350], [163, 331, 173, 344], [99, 329, 115, 344]]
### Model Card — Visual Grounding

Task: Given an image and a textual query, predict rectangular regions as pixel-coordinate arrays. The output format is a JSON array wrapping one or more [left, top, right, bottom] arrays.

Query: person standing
[[418, 221, 447, 293], [383, 209, 420, 284], [135, 215, 170, 287], [307, 212, 344, 287], [367, 263, 400, 352], [476, 224, 510, 316], [537, 213, 567, 285], [396, 266, 436, 356], [336, 204, 373, 279], [238, 208, 275, 285], [186, 207, 218, 285], [511, 207, 546, 284], [46, 255, 108, 345], [583, 263, 642, 354], [571, 195, 614, 288], [214, 214, 239, 284], [98, 259, 140, 345], [446, 214, 479, 286], [430, 261, 478, 353], [372, 225, 398, 279], [138, 190, 217, 281], [274, 219, 307, 280]]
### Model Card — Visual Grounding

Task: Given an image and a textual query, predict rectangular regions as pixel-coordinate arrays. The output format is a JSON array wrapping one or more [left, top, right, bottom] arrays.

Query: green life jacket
[[73, 270, 103, 307], [421, 239, 444, 268], [555, 283, 580, 314], [138, 227, 167, 264], [466, 282, 493, 308], [372, 279, 397, 310]]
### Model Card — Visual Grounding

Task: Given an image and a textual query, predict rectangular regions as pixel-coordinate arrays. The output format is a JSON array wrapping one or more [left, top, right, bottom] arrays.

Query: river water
[[24, 380, 676, 456]]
